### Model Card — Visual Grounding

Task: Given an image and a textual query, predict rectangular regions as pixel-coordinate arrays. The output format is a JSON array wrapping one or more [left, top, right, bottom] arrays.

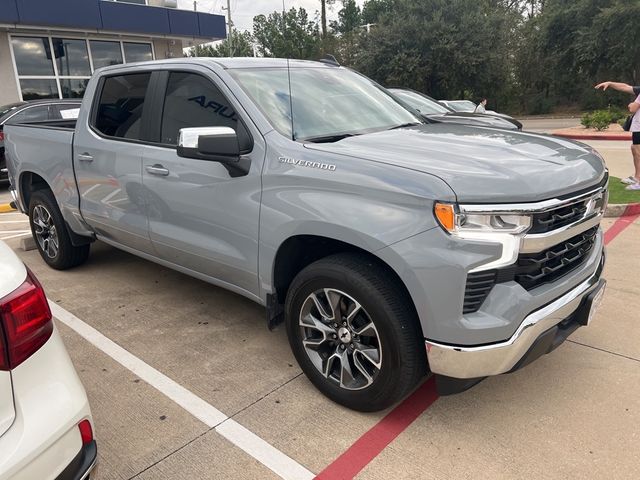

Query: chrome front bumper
[[426, 261, 605, 379]]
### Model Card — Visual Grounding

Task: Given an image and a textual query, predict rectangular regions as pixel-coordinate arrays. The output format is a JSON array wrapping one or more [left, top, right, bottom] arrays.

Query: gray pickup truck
[[5, 58, 608, 411]]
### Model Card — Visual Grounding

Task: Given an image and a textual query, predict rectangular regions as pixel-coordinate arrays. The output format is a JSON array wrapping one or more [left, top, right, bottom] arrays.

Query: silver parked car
[[389, 88, 521, 130], [440, 99, 522, 128]]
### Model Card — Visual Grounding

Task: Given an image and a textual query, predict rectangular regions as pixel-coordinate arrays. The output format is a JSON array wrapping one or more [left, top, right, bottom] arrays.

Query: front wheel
[[285, 253, 427, 412], [29, 190, 90, 270]]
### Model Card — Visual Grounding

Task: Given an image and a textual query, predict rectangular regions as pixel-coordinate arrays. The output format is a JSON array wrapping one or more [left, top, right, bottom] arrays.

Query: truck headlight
[[434, 202, 531, 237]]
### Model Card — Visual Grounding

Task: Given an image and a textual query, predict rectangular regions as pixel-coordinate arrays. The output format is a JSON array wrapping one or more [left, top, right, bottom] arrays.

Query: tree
[[355, 0, 518, 107], [330, 0, 361, 35], [253, 8, 321, 59], [188, 30, 254, 58], [329, 1, 363, 65], [361, 0, 396, 25], [320, 0, 337, 38]]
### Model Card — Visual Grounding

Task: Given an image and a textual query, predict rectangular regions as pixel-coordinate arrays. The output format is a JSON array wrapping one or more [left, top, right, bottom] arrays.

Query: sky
[[178, 0, 365, 33]]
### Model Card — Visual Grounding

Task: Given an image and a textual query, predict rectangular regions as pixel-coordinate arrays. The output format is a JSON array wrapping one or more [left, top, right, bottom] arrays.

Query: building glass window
[[114, 0, 147, 4], [19, 79, 59, 100], [10, 35, 153, 101], [90, 41, 124, 69], [123, 43, 153, 63], [60, 79, 90, 99], [11, 37, 54, 76], [52, 38, 91, 77]]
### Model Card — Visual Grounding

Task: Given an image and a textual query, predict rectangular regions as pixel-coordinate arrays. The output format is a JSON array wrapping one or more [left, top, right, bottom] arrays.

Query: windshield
[[390, 89, 450, 115], [229, 67, 421, 141], [0, 102, 25, 119], [447, 101, 477, 112]]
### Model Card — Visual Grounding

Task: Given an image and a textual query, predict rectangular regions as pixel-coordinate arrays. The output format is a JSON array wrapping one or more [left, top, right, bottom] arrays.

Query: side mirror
[[177, 127, 251, 176]]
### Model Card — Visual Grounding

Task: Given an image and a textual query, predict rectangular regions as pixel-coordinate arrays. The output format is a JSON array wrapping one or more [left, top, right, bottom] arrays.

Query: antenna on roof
[[319, 54, 340, 67]]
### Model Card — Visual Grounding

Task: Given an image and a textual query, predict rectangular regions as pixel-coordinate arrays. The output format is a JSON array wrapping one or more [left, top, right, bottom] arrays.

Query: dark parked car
[[389, 88, 521, 130], [0, 100, 81, 179]]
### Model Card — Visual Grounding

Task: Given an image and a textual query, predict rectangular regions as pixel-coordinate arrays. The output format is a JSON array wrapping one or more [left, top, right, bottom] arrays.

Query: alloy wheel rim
[[32, 205, 59, 259], [299, 288, 382, 390]]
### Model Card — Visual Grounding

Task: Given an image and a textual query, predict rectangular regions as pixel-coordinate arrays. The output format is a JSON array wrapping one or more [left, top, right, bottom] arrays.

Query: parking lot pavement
[[519, 117, 581, 133], [0, 211, 636, 480]]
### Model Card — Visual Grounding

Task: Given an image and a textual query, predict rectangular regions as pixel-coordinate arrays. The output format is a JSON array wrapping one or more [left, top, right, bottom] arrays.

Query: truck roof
[[96, 57, 337, 74]]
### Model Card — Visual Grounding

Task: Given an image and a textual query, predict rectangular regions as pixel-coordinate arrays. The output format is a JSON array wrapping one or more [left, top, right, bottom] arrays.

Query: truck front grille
[[514, 226, 598, 290], [462, 226, 598, 314], [529, 202, 589, 234]]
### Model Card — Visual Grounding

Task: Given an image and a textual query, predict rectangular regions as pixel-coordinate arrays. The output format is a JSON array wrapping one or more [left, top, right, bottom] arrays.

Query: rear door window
[[159, 72, 238, 145], [93, 73, 151, 140]]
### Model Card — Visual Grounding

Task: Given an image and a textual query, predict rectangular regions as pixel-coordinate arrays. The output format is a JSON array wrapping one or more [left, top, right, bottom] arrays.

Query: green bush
[[590, 111, 612, 131], [581, 109, 622, 131], [581, 112, 594, 129]]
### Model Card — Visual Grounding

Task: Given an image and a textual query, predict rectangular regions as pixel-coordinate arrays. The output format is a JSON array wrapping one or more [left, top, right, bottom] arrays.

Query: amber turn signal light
[[434, 203, 456, 232]]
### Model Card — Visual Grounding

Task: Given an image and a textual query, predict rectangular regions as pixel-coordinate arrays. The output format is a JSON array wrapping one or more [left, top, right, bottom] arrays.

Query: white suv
[[0, 240, 95, 480]]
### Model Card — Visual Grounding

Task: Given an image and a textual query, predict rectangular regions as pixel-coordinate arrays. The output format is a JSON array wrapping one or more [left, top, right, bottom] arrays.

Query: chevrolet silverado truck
[[5, 58, 608, 411]]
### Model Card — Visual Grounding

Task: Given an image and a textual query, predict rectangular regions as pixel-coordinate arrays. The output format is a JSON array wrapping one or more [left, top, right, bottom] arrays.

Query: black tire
[[285, 253, 427, 412], [28, 189, 90, 270]]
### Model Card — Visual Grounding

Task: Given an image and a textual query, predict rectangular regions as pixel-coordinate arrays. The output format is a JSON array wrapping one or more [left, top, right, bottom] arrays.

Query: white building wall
[[0, 32, 21, 106], [153, 38, 184, 60]]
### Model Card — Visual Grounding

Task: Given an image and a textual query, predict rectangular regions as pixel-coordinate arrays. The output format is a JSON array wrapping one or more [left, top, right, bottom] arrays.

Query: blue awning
[[0, 0, 226, 40]]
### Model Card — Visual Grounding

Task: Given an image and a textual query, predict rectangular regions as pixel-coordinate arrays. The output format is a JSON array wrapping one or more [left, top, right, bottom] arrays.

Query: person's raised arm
[[595, 81, 635, 94]]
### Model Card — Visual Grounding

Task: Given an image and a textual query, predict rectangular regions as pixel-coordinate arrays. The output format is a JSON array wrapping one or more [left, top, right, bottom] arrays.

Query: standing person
[[595, 81, 640, 189], [475, 98, 487, 114]]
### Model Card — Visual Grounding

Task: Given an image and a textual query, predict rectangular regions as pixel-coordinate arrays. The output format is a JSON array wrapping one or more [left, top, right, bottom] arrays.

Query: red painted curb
[[604, 205, 640, 244], [315, 376, 439, 480], [552, 132, 631, 141]]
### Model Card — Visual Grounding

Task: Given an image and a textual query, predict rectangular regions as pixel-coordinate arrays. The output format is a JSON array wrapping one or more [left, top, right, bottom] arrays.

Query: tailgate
[[0, 241, 27, 437]]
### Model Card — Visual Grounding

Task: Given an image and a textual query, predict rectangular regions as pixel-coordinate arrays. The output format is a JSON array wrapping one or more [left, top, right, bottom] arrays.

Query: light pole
[[226, 0, 233, 57]]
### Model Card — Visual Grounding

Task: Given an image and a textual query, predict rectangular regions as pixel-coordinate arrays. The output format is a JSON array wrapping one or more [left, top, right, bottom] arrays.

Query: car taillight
[[78, 419, 94, 445], [0, 269, 52, 370], [0, 131, 4, 142]]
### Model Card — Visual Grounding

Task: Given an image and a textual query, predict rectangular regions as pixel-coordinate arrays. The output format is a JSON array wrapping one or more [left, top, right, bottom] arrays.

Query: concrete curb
[[605, 203, 640, 218], [553, 131, 631, 141], [0, 203, 16, 213]]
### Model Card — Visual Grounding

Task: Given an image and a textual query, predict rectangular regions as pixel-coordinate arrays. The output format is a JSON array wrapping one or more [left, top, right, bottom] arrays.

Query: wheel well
[[20, 172, 50, 210], [272, 236, 419, 330]]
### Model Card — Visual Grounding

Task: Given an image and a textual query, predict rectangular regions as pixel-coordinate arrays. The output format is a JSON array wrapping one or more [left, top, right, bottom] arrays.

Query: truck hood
[[304, 124, 606, 203]]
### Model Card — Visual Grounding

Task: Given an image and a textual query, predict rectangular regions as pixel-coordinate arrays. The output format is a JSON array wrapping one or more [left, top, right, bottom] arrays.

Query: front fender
[[257, 134, 457, 298]]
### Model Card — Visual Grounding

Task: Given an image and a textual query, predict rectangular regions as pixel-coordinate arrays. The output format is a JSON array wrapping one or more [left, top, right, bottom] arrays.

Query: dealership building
[[0, 0, 226, 105]]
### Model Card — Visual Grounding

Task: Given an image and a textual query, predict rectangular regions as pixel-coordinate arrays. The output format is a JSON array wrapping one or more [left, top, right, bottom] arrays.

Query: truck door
[[73, 72, 154, 253], [141, 68, 263, 297]]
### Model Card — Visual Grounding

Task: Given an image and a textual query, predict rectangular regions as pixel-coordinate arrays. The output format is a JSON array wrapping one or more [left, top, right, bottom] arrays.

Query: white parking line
[[49, 301, 315, 480], [0, 220, 29, 224], [0, 233, 31, 240]]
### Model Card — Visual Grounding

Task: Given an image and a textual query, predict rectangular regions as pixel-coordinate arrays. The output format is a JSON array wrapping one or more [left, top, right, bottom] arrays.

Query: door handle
[[77, 153, 93, 162], [145, 164, 170, 176]]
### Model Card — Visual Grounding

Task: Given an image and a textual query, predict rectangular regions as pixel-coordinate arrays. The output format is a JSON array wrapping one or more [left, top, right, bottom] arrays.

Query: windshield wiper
[[388, 122, 423, 130], [301, 133, 359, 143]]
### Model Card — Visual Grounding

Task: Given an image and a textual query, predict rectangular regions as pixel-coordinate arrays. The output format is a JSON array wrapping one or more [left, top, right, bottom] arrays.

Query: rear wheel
[[29, 190, 90, 270], [285, 253, 426, 412]]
